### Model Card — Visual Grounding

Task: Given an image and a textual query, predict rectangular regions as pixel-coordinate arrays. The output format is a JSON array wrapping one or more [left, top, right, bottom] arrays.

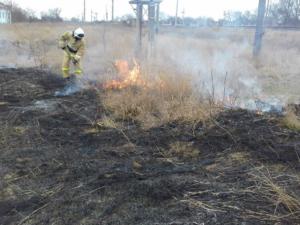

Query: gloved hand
[[73, 55, 81, 62], [71, 55, 81, 64], [58, 41, 66, 50]]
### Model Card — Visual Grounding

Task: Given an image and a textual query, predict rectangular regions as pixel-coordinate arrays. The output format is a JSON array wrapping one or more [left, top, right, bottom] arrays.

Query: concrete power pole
[[253, 0, 266, 56], [129, 0, 162, 58], [105, 5, 108, 21], [83, 0, 86, 22], [148, 0, 156, 56], [136, 1, 143, 56], [175, 0, 179, 26], [9, 0, 12, 24], [155, 3, 160, 33], [112, 0, 114, 21]]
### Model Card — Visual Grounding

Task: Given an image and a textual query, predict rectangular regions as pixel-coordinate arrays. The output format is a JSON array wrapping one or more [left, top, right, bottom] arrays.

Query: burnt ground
[[0, 68, 299, 225]]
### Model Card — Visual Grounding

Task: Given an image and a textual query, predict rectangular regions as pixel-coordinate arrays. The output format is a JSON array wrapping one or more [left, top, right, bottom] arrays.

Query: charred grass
[[0, 68, 299, 225]]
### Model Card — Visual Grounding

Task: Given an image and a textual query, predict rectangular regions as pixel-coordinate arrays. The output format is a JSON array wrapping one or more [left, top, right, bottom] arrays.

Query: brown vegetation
[[102, 73, 212, 128], [282, 108, 300, 131]]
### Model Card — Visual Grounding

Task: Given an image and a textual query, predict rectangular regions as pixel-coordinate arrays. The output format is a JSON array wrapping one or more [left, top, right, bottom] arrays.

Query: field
[[0, 23, 299, 225]]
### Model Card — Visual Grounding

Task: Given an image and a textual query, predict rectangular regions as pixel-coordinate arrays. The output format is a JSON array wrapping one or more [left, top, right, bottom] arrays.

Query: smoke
[[153, 31, 288, 112], [54, 78, 87, 97], [1, 24, 298, 112]]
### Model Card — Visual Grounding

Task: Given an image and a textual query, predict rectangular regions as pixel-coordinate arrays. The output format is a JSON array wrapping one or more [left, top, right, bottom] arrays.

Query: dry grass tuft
[[169, 141, 199, 159], [250, 167, 300, 216], [228, 152, 250, 164], [102, 73, 212, 128], [282, 109, 300, 131], [96, 116, 120, 129]]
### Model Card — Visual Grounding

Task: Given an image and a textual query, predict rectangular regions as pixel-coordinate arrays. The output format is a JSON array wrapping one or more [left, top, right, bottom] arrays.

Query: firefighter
[[58, 27, 85, 79]]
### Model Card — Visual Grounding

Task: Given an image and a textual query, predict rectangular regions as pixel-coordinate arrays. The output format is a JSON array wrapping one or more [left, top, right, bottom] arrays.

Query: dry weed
[[102, 72, 212, 128], [169, 141, 199, 159], [282, 109, 300, 131], [250, 167, 300, 215]]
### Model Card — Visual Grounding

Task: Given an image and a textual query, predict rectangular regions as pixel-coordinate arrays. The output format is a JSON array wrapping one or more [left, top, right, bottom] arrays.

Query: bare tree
[[41, 8, 63, 22], [270, 0, 300, 25]]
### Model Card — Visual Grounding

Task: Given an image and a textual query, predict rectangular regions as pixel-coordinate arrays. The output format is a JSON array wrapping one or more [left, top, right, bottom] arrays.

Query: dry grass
[[250, 167, 300, 217], [102, 71, 212, 128], [282, 109, 300, 131], [168, 141, 199, 159], [228, 152, 250, 164]]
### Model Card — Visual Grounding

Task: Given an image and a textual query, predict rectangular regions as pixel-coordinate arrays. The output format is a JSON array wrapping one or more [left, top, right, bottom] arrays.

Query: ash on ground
[[0, 68, 299, 225]]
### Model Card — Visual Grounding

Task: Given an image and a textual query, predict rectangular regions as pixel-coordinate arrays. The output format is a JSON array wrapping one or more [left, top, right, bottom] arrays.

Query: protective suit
[[58, 28, 85, 78]]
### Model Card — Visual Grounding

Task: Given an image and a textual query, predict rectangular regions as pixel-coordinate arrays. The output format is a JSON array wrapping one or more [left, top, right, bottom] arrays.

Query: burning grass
[[100, 59, 214, 128], [102, 70, 212, 128]]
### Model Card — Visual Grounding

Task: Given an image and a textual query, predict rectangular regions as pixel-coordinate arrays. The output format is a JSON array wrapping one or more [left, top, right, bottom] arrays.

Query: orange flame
[[104, 59, 147, 90]]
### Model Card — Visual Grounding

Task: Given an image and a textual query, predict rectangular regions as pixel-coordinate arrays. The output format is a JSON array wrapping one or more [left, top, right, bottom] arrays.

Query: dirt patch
[[0, 68, 299, 225]]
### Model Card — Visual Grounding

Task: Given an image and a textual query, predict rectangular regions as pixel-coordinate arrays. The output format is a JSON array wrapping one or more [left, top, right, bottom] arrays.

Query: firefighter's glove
[[59, 42, 66, 50], [72, 55, 81, 64]]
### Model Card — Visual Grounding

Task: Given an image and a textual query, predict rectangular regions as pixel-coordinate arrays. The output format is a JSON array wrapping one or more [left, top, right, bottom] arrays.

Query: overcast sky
[[12, 0, 259, 20]]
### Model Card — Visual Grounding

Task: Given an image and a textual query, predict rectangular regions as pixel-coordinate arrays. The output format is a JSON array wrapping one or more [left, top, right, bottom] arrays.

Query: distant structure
[[129, 0, 162, 57], [253, 0, 266, 56], [0, 2, 11, 24]]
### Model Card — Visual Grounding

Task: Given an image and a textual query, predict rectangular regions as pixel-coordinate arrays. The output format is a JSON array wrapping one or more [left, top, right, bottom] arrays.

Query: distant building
[[0, 3, 11, 24]]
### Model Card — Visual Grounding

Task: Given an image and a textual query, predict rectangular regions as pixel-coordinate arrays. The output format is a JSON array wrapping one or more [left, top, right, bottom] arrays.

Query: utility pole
[[175, 0, 179, 26], [136, 0, 143, 56], [266, 0, 271, 17], [129, 0, 162, 58], [9, 0, 13, 24], [155, 3, 160, 33], [253, 0, 266, 56], [181, 8, 185, 26], [105, 5, 108, 21], [112, 0, 114, 21], [148, 0, 156, 56], [83, 0, 86, 22]]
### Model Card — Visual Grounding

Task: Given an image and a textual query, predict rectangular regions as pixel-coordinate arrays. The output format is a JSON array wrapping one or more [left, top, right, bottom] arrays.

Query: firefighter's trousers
[[62, 51, 83, 78]]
